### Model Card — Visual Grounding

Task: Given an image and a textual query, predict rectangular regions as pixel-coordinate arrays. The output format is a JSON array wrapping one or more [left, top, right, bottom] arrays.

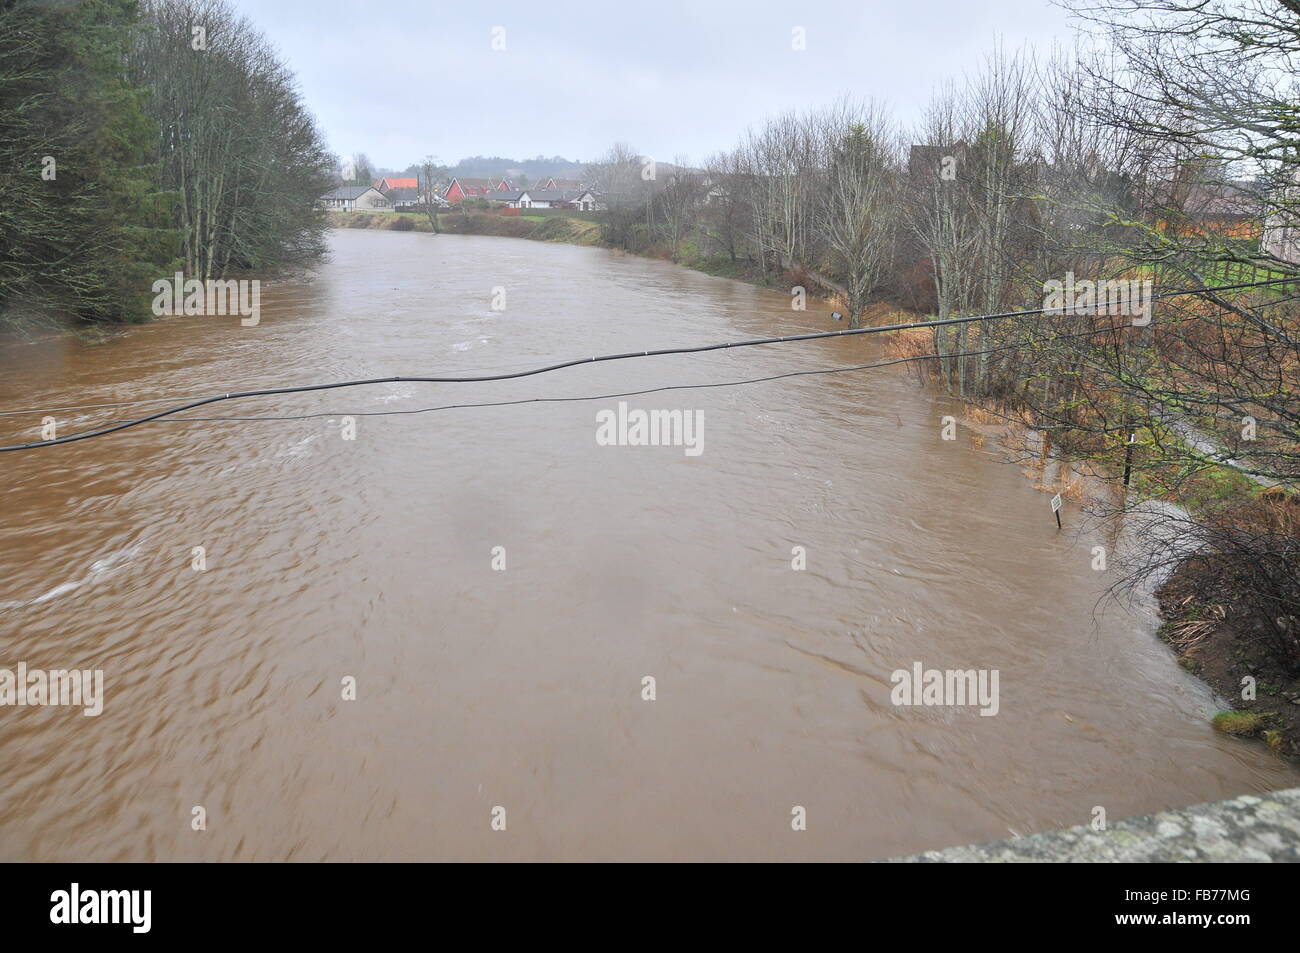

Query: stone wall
[[882, 787, 1300, 862]]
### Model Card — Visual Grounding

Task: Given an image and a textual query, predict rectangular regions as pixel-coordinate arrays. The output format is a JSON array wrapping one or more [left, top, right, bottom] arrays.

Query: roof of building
[[450, 177, 505, 191], [1153, 175, 1262, 219], [321, 185, 379, 200], [528, 188, 594, 202], [1183, 181, 1262, 218], [375, 177, 419, 191]]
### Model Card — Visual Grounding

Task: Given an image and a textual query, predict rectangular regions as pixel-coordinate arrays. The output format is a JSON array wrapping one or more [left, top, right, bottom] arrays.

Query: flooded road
[[1, 228, 1295, 861]]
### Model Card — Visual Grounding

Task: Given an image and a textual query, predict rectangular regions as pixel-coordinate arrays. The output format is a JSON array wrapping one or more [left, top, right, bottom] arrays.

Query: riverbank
[[1157, 537, 1300, 760], [879, 325, 1300, 762]]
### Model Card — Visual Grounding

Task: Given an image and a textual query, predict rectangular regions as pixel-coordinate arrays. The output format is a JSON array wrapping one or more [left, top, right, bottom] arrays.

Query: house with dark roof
[[1155, 167, 1264, 240], [518, 188, 598, 210], [386, 187, 448, 211], [491, 189, 532, 208], [319, 185, 391, 211], [485, 188, 597, 210]]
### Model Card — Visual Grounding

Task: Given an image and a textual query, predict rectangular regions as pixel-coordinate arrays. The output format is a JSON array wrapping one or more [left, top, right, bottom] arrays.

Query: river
[[0, 227, 1294, 861]]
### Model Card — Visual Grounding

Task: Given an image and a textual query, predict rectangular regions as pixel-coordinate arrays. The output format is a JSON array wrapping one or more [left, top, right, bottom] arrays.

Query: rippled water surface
[[0, 229, 1295, 861]]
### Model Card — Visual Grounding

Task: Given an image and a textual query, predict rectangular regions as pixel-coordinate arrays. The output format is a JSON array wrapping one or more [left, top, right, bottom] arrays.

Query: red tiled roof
[[375, 177, 418, 191]]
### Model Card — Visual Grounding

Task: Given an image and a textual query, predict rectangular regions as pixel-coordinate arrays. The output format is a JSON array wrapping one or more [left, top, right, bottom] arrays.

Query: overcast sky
[[227, 0, 1081, 170]]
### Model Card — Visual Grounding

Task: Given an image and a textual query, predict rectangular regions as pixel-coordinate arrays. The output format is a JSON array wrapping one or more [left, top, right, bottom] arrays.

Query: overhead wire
[[114, 323, 1131, 424], [1, 274, 1295, 452]]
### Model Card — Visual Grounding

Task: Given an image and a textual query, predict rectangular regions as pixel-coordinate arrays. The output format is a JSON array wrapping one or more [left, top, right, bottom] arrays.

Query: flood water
[[0, 228, 1295, 861]]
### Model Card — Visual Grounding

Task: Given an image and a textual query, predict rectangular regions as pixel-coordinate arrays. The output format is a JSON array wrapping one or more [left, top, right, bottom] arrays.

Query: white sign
[[1050, 493, 1063, 513]]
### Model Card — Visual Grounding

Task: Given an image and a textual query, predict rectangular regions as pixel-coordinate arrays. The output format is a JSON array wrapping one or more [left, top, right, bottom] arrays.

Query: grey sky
[[227, 0, 1078, 169]]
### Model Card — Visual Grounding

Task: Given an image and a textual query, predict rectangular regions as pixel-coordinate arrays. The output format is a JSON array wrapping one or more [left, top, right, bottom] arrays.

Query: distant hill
[[387, 155, 589, 185], [450, 156, 587, 179]]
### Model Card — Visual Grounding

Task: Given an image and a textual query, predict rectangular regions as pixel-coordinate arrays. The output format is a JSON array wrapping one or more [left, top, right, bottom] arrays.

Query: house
[[387, 187, 417, 210], [1262, 214, 1300, 263], [1158, 179, 1262, 240], [520, 188, 598, 210], [444, 177, 514, 203], [319, 185, 391, 211], [387, 187, 448, 211], [1259, 168, 1300, 263], [491, 189, 532, 208], [483, 187, 598, 210], [1153, 161, 1263, 240], [374, 177, 419, 193]]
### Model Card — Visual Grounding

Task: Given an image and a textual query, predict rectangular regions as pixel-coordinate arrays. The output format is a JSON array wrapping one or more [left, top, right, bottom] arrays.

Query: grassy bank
[[327, 209, 602, 245]]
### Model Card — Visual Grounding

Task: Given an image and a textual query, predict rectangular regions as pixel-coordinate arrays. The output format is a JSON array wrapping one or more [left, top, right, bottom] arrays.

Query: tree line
[[0, 0, 333, 328]]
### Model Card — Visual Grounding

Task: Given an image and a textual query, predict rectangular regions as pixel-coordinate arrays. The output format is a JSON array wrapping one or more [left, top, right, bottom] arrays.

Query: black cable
[[102, 327, 1114, 423], [2, 275, 1294, 452]]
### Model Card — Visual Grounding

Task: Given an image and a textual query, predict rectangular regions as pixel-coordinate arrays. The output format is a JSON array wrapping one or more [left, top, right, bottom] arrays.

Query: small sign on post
[[1050, 492, 1063, 529]]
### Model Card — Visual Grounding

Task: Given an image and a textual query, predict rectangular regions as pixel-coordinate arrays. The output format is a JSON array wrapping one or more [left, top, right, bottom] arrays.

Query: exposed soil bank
[[1158, 554, 1300, 759]]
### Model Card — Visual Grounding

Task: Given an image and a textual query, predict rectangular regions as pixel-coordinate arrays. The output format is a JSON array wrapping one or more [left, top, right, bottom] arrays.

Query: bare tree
[[350, 153, 374, 186], [814, 102, 899, 328], [418, 154, 445, 233], [585, 142, 651, 249], [656, 156, 706, 259], [700, 149, 755, 262]]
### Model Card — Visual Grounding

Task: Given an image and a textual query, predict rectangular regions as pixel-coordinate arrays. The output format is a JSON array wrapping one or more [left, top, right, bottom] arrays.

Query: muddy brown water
[[0, 228, 1295, 861]]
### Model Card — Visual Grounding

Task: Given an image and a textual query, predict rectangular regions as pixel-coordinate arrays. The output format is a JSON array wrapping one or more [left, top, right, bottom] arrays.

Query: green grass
[[1211, 711, 1262, 736]]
